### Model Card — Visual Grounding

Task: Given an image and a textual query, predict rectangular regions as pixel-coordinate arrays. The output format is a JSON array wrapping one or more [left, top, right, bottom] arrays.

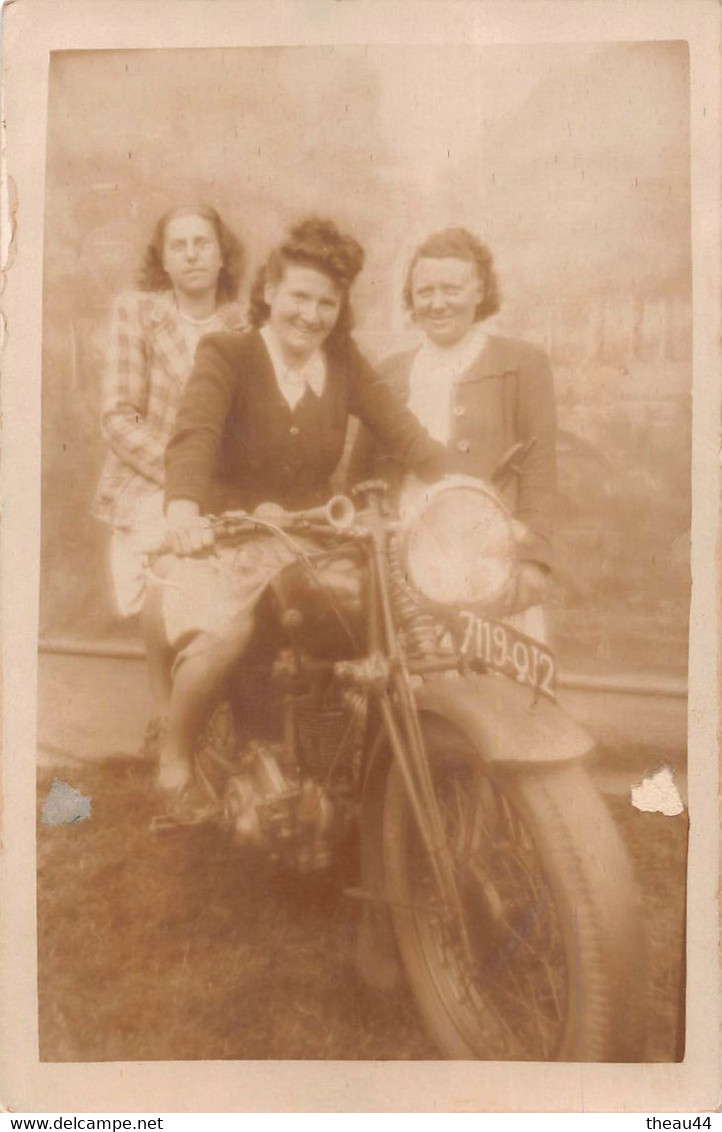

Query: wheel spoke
[[408, 756, 568, 1059], [385, 729, 644, 1062]]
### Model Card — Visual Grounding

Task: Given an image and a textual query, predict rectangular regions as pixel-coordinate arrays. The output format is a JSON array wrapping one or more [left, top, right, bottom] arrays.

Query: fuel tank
[[272, 551, 367, 660]]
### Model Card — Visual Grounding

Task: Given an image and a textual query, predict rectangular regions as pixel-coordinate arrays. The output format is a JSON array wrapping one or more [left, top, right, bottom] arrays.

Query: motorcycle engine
[[223, 742, 335, 872]]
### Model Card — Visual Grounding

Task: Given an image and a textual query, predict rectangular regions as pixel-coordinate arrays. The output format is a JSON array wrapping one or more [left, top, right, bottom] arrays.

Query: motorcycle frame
[[212, 498, 593, 915], [346, 502, 595, 946], [264, 500, 472, 921], [340, 505, 472, 929]]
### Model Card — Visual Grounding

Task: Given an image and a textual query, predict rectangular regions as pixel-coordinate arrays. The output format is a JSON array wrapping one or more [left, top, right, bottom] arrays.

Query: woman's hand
[[505, 562, 552, 615], [165, 500, 216, 557]]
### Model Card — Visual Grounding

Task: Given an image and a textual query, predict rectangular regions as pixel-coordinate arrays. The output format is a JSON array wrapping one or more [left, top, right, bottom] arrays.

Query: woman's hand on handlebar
[[504, 561, 552, 615], [165, 500, 216, 557]]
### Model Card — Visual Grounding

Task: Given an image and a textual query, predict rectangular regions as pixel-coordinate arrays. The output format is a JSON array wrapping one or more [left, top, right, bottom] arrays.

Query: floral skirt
[[154, 534, 318, 663], [151, 533, 547, 669]]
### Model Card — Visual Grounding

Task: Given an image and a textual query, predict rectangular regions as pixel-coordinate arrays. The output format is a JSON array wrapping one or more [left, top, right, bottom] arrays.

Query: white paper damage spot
[[630, 766, 684, 816], [41, 779, 92, 825]]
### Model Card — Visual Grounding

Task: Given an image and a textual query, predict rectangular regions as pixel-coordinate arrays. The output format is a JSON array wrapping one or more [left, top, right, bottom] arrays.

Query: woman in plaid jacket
[[92, 204, 246, 741]]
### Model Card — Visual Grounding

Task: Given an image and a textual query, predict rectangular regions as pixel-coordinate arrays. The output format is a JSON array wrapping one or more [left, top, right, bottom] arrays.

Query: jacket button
[[453, 404, 466, 417], [289, 426, 300, 436], [456, 439, 470, 453]]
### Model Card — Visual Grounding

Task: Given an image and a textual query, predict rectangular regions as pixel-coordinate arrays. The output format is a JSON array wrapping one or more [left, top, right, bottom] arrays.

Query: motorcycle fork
[[369, 522, 470, 944]]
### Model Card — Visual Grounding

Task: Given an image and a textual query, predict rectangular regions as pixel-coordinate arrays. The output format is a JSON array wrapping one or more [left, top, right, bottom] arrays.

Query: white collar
[[407, 324, 489, 446], [260, 325, 326, 409], [415, 322, 488, 378]]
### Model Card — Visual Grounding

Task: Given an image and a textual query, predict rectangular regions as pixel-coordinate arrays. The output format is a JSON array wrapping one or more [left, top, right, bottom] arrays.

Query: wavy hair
[[138, 204, 245, 304], [248, 217, 365, 345], [402, 227, 501, 324]]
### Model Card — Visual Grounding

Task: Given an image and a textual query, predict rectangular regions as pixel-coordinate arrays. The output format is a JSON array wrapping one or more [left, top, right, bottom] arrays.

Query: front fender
[[355, 671, 594, 991], [415, 672, 594, 765]]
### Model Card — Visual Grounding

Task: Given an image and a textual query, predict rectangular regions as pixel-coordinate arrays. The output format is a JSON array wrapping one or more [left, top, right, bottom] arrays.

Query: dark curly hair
[[138, 204, 245, 304], [248, 217, 365, 345], [402, 227, 501, 324]]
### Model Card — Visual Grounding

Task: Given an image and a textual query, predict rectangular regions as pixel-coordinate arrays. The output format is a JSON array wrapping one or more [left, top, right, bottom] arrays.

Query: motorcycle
[[152, 471, 647, 1062]]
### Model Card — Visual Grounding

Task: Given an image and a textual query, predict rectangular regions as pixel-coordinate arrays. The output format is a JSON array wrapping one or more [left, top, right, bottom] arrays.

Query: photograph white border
[[1, 0, 719, 1113]]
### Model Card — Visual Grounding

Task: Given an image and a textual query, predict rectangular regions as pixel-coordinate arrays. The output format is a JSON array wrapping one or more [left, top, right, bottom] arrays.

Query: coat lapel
[[386, 334, 515, 398], [456, 335, 513, 385], [251, 328, 294, 414]]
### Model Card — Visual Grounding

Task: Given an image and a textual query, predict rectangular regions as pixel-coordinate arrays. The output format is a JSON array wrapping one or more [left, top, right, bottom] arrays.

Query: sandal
[[150, 776, 220, 834]]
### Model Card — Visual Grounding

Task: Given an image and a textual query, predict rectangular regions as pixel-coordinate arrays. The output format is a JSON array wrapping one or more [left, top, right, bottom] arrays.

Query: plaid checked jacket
[[92, 290, 246, 528]]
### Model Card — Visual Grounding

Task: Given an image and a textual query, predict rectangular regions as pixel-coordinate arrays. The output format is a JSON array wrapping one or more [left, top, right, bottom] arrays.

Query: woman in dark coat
[[348, 227, 557, 621], [154, 217, 446, 813]]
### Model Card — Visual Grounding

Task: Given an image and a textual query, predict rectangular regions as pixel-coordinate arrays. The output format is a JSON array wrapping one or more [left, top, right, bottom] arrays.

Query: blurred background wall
[[41, 41, 691, 676]]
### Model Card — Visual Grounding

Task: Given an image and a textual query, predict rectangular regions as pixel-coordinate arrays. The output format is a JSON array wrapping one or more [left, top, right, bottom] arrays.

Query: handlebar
[[254, 495, 357, 532], [141, 494, 358, 556]]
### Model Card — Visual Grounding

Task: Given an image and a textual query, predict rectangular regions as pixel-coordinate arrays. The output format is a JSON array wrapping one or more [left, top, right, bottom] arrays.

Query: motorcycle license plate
[[450, 610, 557, 699]]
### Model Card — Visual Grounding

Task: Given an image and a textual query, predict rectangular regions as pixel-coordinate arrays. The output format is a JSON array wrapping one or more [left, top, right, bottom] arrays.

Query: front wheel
[[383, 715, 647, 1061]]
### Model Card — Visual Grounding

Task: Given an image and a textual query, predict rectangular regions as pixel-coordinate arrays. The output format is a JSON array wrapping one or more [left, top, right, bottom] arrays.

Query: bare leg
[[157, 623, 254, 794], [142, 572, 173, 713], [153, 545, 278, 799]]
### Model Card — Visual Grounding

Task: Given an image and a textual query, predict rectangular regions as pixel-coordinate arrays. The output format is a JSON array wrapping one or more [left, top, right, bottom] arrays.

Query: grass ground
[[37, 757, 687, 1063]]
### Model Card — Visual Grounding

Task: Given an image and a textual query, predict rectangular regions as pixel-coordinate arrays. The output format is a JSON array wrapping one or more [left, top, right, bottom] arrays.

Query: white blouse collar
[[260, 325, 326, 410]]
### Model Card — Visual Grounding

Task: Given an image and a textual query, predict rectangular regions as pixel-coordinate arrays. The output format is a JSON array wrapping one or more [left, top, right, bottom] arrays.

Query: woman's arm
[[100, 294, 166, 485], [513, 343, 557, 570], [345, 422, 376, 490], [164, 334, 239, 509], [164, 499, 215, 556]]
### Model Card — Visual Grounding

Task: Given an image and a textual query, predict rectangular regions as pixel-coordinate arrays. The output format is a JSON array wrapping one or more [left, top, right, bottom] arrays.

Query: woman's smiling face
[[264, 264, 342, 363], [410, 256, 483, 347]]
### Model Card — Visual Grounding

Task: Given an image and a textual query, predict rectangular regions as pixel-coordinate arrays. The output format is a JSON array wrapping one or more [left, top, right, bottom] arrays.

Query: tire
[[382, 714, 647, 1061]]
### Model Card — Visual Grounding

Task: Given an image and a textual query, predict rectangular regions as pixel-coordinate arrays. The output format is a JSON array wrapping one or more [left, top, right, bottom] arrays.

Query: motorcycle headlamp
[[397, 476, 516, 610]]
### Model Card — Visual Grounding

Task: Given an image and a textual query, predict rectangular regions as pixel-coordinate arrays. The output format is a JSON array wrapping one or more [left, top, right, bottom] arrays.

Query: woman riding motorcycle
[[142, 221, 646, 1065], [152, 217, 447, 821]]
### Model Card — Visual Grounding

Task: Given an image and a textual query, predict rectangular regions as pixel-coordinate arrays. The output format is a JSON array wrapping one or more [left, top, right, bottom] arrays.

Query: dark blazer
[[348, 334, 557, 569], [165, 328, 446, 515]]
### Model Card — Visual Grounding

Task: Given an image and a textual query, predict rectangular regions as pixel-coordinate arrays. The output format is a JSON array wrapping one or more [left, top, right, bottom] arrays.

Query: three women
[[95, 213, 557, 818]]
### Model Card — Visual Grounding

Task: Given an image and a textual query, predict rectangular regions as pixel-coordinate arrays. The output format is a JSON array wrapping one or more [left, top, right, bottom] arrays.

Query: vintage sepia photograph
[[34, 38, 693, 1066], [1, 0, 719, 1113]]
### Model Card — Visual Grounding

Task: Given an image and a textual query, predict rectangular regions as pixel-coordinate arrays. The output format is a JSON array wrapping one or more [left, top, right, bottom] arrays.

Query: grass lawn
[[37, 757, 686, 1062]]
